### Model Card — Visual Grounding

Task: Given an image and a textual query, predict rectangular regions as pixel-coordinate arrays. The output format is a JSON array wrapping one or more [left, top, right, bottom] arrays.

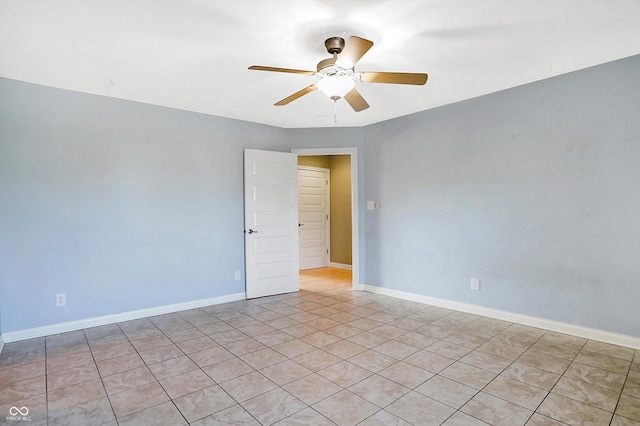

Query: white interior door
[[244, 149, 299, 299], [298, 167, 330, 270]]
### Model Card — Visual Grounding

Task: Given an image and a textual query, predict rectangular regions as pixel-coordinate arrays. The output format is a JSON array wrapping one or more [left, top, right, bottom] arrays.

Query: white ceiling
[[1, 0, 639, 129]]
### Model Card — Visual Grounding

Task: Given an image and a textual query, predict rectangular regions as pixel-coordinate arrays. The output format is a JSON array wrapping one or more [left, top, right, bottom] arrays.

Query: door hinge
[[326, 214, 329, 219], [326, 249, 329, 254]]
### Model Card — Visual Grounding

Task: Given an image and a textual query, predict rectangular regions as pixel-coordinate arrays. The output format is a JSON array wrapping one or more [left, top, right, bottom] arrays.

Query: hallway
[[300, 267, 352, 293]]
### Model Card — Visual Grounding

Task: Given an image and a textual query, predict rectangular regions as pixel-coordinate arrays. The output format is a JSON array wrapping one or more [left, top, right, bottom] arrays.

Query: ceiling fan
[[248, 36, 428, 113]]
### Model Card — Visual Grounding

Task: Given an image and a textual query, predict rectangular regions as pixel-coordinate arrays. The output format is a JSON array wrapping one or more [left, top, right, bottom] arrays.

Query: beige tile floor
[[1, 267, 639, 425]]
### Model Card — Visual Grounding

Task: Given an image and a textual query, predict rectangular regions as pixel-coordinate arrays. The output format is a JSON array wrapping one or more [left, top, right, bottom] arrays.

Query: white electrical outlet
[[470, 278, 480, 291], [56, 293, 66, 306], [235, 271, 241, 281], [367, 201, 379, 211]]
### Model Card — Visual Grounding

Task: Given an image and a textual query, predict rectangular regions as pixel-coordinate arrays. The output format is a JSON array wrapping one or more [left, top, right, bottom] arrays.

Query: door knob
[[247, 229, 258, 234]]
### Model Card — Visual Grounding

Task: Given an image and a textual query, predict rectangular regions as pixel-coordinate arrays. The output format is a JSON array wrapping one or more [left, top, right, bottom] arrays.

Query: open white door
[[298, 167, 330, 270], [244, 149, 299, 299]]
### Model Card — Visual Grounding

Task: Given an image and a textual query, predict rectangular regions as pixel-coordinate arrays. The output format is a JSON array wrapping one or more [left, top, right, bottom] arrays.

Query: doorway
[[292, 148, 359, 290]]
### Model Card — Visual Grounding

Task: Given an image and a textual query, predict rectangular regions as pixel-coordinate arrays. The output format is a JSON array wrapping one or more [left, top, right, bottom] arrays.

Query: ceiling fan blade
[[274, 84, 318, 106], [360, 72, 428, 85], [249, 65, 316, 75], [335, 36, 374, 69], [343, 88, 369, 112]]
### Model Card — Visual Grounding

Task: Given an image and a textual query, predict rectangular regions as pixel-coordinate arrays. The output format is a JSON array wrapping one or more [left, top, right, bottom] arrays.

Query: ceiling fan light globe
[[316, 76, 355, 99]]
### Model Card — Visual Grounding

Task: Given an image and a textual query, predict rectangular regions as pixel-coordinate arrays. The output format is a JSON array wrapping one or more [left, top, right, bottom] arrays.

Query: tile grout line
[[607, 357, 633, 426]]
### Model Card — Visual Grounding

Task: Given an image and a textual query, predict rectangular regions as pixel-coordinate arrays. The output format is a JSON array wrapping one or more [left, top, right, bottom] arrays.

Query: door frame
[[291, 147, 360, 290]]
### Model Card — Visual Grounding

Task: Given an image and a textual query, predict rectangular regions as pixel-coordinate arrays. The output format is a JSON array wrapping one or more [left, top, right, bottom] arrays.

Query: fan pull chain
[[333, 99, 338, 123]]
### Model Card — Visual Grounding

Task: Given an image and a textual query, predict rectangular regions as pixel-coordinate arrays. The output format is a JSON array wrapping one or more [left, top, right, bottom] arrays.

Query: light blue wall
[[363, 55, 640, 337], [2, 55, 639, 338], [0, 79, 292, 332]]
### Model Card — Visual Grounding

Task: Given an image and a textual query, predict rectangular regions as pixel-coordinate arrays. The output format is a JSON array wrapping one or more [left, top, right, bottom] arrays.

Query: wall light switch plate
[[56, 293, 66, 306], [367, 201, 379, 210], [470, 278, 480, 291]]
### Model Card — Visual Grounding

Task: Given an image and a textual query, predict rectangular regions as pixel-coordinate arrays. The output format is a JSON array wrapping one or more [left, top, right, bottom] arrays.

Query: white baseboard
[[362, 284, 640, 350], [1, 292, 246, 344], [329, 262, 352, 270], [5, 285, 638, 351]]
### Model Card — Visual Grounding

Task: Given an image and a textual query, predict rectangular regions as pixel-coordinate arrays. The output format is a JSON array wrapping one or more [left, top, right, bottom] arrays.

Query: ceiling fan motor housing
[[317, 37, 354, 77], [325, 37, 345, 54]]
